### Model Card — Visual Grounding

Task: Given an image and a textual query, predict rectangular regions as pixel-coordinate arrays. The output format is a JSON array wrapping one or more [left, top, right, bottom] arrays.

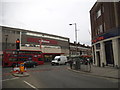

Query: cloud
[[1, 0, 96, 45]]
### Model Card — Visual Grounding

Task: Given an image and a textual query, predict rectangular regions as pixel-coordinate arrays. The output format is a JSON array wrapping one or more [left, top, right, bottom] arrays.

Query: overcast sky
[[0, 0, 97, 45]]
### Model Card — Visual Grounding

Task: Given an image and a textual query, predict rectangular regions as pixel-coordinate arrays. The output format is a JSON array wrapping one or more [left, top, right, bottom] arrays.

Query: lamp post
[[69, 23, 78, 56]]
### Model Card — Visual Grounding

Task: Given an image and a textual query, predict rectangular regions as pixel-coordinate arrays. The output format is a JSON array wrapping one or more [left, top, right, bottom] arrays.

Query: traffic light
[[16, 39, 20, 49]]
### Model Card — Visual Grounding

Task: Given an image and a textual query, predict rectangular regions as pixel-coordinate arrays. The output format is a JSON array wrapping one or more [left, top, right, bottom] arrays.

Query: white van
[[51, 56, 67, 65]]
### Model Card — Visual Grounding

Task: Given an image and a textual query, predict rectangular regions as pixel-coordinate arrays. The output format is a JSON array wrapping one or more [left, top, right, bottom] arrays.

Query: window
[[44, 45, 61, 49], [3, 30, 10, 34], [97, 25, 103, 35], [11, 30, 15, 34], [99, 25, 103, 33], [22, 32, 27, 34], [96, 9, 101, 18], [16, 31, 20, 34], [9, 58, 17, 61], [38, 58, 43, 61], [96, 43, 100, 49], [25, 32, 68, 41], [6, 50, 15, 54]]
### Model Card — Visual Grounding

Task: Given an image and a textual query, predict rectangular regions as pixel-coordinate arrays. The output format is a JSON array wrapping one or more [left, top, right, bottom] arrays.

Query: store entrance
[[104, 40, 114, 66], [96, 51, 101, 67]]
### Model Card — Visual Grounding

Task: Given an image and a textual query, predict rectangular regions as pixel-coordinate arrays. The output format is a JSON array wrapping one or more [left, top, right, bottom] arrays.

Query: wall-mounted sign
[[92, 28, 120, 44], [27, 37, 58, 45], [92, 36, 104, 43]]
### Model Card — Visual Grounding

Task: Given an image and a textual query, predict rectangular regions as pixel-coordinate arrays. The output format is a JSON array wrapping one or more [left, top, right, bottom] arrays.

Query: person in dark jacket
[[69, 59, 73, 69]]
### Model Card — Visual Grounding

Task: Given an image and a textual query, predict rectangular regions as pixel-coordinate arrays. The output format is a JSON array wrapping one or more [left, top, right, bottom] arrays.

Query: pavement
[[68, 64, 120, 79]]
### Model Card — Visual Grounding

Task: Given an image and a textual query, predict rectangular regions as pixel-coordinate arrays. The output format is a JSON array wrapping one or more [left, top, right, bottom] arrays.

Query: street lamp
[[69, 23, 78, 56]]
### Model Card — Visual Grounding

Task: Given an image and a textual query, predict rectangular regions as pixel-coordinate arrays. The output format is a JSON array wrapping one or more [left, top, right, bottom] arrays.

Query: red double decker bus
[[2, 49, 44, 67]]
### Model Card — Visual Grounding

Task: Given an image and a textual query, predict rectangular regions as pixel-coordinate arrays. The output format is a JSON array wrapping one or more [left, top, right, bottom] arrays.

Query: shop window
[[38, 58, 43, 61]]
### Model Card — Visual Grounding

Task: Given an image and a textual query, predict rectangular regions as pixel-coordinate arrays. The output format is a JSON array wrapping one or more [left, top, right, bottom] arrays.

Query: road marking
[[23, 81, 38, 90], [2, 77, 19, 82]]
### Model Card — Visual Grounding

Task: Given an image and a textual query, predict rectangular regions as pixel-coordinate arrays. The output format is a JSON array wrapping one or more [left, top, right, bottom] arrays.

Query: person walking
[[69, 59, 73, 69]]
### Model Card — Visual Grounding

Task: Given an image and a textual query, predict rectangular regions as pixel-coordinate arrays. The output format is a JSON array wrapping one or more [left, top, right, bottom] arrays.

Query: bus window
[[9, 58, 17, 61], [38, 58, 43, 61], [19, 58, 27, 61]]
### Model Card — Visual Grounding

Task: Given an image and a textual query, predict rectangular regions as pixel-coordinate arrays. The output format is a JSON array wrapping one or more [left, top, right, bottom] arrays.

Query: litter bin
[[74, 59, 80, 70]]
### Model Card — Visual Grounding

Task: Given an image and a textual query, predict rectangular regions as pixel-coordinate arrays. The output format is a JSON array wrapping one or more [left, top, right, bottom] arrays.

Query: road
[[2, 63, 119, 89]]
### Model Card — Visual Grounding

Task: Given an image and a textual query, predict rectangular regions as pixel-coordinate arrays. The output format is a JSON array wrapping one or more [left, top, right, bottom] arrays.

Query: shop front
[[92, 28, 120, 68]]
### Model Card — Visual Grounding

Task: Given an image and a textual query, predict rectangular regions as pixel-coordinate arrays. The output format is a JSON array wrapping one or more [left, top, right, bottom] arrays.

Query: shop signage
[[92, 36, 104, 43], [27, 37, 58, 44], [92, 28, 120, 43]]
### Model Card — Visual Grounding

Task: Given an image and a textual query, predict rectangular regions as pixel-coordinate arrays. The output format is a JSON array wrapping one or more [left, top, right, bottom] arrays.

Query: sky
[[0, 0, 97, 45]]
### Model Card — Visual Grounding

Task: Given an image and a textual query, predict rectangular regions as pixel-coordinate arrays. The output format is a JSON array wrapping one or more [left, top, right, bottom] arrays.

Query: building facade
[[69, 42, 91, 57], [90, 2, 120, 68], [0, 26, 70, 62]]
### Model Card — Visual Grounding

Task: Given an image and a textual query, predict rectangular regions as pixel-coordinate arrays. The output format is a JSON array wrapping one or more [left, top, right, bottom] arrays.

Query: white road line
[[23, 81, 38, 90], [2, 77, 19, 82]]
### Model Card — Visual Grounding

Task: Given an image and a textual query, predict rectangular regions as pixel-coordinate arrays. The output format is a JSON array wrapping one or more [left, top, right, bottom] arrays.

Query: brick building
[[90, 2, 120, 68]]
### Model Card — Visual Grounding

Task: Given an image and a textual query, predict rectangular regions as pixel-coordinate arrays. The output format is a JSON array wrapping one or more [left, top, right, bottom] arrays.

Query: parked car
[[24, 61, 38, 68]]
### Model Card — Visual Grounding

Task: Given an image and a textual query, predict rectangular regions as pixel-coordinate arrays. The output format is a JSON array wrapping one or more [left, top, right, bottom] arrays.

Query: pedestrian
[[87, 58, 91, 71], [85, 58, 88, 65], [69, 59, 73, 69], [90, 58, 93, 64]]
